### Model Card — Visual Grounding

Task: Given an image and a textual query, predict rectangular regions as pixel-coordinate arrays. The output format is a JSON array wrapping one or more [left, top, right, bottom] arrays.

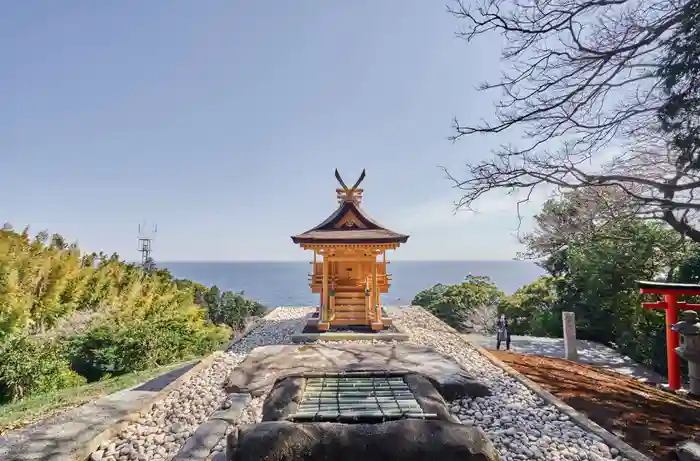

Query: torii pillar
[[637, 281, 700, 390]]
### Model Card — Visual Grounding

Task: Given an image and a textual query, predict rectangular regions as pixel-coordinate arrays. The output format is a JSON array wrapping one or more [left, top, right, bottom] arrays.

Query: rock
[[261, 377, 305, 422], [170, 423, 185, 434], [676, 440, 700, 461], [224, 343, 490, 399], [227, 420, 499, 461], [90, 450, 105, 461]]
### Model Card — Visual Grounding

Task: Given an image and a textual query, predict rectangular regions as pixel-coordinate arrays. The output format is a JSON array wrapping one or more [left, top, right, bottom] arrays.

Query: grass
[[0, 356, 204, 435]]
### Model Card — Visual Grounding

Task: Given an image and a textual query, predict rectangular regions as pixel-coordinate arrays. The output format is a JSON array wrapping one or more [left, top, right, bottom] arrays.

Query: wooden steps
[[331, 289, 368, 324]]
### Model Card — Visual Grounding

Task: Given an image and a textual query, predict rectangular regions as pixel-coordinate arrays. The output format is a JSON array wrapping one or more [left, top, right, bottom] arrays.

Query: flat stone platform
[[292, 312, 409, 342], [224, 343, 491, 400], [292, 329, 409, 342]]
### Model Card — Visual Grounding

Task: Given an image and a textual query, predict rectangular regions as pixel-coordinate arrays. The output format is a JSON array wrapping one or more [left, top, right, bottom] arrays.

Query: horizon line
[[153, 259, 535, 263]]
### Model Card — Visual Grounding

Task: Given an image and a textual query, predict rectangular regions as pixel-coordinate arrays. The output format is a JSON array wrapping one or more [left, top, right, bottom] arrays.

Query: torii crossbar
[[637, 280, 700, 390]]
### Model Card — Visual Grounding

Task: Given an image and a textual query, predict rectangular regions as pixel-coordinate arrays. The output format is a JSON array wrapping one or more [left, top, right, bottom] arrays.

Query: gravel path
[[91, 307, 632, 461], [89, 307, 313, 461], [393, 308, 627, 461]]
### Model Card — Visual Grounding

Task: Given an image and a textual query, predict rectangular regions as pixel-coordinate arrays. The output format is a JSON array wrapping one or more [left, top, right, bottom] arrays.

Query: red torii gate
[[637, 280, 700, 390]]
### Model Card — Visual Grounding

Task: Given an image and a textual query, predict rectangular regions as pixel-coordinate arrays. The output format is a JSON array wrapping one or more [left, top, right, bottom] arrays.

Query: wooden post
[[319, 254, 329, 330], [371, 255, 380, 329], [562, 312, 578, 360], [665, 294, 681, 390], [373, 257, 378, 318]]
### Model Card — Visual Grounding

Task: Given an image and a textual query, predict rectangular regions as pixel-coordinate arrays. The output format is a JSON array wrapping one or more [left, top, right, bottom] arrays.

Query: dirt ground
[[492, 351, 700, 461]]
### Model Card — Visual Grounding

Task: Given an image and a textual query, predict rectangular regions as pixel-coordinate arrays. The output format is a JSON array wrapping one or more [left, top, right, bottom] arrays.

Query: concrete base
[[293, 312, 407, 342], [292, 328, 409, 343], [307, 316, 394, 328]]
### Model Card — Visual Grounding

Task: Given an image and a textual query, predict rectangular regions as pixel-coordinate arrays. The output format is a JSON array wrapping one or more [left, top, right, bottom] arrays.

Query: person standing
[[496, 314, 511, 350]]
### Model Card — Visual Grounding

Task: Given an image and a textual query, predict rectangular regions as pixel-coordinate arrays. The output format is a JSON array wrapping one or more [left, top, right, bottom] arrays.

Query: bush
[[199, 286, 267, 330], [0, 336, 85, 403], [69, 317, 229, 381], [412, 276, 503, 332]]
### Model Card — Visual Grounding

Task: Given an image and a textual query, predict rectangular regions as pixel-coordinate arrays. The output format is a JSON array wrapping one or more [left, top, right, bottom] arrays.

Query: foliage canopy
[[0, 225, 265, 403]]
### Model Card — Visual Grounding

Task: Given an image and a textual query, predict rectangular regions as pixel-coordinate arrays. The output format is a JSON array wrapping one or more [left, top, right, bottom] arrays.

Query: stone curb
[[399, 307, 654, 461], [76, 314, 269, 461], [172, 393, 251, 461], [72, 352, 223, 461]]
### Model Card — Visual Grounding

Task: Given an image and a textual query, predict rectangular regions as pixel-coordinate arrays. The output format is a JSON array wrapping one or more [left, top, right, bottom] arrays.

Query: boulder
[[261, 377, 305, 422], [226, 419, 499, 461], [224, 343, 490, 400]]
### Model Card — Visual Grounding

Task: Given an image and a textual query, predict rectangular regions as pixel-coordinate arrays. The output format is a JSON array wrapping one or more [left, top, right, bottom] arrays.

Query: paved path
[[462, 333, 664, 384], [0, 361, 199, 461]]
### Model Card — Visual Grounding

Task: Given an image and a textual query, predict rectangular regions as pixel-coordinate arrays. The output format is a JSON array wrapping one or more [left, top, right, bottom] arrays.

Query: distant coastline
[[160, 260, 544, 308]]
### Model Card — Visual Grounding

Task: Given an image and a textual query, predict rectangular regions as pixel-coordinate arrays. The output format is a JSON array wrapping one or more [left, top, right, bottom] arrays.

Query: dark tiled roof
[[291, 201, 409, 244]]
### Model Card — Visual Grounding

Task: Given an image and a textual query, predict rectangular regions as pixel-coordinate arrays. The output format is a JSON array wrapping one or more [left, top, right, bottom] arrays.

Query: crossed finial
[[334, 169, 366, 204], [335, 169, 366, 190]]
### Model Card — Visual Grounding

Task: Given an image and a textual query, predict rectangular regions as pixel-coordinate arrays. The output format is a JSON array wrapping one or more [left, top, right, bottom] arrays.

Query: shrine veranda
[[87, 306, 633, 461]]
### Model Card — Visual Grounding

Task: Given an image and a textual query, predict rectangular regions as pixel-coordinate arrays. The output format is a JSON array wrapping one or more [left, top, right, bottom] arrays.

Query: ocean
[[161, 261, 545, 308]]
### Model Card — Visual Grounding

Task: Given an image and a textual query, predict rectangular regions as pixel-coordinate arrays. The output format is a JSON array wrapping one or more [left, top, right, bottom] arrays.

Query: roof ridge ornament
[[335, 169, 366, 205]]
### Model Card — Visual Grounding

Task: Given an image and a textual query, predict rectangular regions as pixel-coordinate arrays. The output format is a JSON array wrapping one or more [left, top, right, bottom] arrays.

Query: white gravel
[[90, 307, 313, 461], [91, 306, 634, 461], [393, 307, 628, 461]]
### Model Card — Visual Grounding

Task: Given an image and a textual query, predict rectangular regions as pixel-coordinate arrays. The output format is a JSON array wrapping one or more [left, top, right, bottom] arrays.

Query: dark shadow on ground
[[133, 362, 199, 392]]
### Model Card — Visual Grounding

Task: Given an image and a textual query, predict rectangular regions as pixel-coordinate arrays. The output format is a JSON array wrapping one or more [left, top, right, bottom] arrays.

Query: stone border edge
[[73, 313, 268, 461], [405, 306, 654, 461]]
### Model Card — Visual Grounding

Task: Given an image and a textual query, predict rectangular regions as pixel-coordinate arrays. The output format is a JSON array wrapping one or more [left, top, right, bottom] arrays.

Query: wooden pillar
[[371, 253, 381, 330], [665, 294, 681, 390], [319, 253, 330, 330]]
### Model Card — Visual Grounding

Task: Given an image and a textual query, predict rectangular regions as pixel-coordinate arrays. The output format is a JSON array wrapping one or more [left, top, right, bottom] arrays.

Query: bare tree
[[518, 186, 644, 258], [446, 0, 700, 240]]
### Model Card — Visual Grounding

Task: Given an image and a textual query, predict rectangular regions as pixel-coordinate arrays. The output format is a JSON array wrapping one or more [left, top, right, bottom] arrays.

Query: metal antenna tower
[[137, 222, 158, 273]]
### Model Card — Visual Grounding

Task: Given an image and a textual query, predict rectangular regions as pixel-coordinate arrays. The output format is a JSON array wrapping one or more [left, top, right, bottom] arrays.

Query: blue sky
[[1, 1, 547, 261]]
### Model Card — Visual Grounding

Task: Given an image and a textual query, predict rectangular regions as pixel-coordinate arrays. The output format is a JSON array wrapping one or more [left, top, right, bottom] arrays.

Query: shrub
[[0, 336, 85, 403], [68, 316, 229, 381], [412, 276, 504, 332]]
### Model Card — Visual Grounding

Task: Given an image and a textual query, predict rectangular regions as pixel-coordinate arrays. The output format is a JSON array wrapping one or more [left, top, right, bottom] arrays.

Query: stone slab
[[223, 343, 491, 400], [172, 393, 251, 461]]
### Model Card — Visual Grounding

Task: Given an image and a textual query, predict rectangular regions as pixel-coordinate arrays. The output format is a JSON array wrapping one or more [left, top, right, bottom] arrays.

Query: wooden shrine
[[291, 169, 409, 331]]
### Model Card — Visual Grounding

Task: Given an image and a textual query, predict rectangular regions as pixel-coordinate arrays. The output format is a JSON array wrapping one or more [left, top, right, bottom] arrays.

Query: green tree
[[510, 192, 687, 373], [0, 226, 264, 402], [412, 275, 504, 331]]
